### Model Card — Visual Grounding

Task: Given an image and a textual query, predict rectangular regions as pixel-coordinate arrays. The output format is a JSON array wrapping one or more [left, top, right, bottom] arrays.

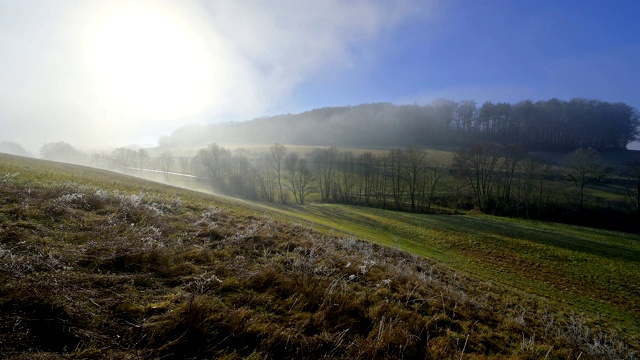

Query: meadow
[[264, 203, 640, 338], [0, 153, 638, 359]]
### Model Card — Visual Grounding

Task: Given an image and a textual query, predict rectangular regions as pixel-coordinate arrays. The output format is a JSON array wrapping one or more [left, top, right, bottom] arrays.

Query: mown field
[[0, 153, 638, 359], [262, 203, 640, 339]]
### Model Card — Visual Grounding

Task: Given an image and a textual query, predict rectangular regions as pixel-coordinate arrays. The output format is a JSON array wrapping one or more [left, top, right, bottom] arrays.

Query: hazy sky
[[1, 0, 639, 152]]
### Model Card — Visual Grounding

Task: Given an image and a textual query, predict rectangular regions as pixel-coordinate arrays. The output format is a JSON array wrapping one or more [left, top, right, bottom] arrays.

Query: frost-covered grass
[[267, 202, 640, 344], [0, 153, 637, 359]]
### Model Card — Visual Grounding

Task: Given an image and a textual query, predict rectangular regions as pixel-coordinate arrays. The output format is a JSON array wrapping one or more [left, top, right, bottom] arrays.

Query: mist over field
[[160, 100, 639, 151], [1, 0, 639, 153]]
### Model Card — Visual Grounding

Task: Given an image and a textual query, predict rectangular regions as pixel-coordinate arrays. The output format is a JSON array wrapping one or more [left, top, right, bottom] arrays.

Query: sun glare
[[84, 2, 216, 121]]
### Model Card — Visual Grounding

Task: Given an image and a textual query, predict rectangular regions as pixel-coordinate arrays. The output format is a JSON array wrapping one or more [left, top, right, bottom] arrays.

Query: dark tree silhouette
[[564, 147, 606, 210], [454, 142, 503, 211]]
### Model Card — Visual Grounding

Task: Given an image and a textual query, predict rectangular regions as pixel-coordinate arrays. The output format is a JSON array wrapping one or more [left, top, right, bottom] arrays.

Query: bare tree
[[388, 148, 405, 209], [518, 155, 548, 216], [285, 153, 301, 204], [132, 149, 149, 170], [228, 149, 255, 198], [255, 156, 277, 202], [285, 153, 314, 205], [270, 144, 288, 204], [454, 142, 503, 211], [356, 152, 376, 204], [403, 146, 427, 211], [422, 159, 446, 212], [564, 147, 606, 210], [159, 151, 174, 179], [500, 144, 527, 204], [313, 147, 338, 201], [374, 155, 389, 208], [111, 148, 129, 170], [334, 152, 357, 203], [295, 158, 314, 205], [194, 144, 231, 192], [90, 152, 111, 168]]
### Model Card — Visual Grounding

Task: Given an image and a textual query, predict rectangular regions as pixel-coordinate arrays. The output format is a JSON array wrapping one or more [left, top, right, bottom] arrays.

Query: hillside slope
[[0, 154, 636, 359]]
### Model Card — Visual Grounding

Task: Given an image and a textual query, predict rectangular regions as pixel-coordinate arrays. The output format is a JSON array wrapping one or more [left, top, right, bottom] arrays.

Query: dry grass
[[0, 155, 636, 359]]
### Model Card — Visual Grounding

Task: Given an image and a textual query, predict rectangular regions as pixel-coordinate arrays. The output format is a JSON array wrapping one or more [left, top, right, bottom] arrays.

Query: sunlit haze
[[1, 0, 639, 152], [84, 2, 217, 120]]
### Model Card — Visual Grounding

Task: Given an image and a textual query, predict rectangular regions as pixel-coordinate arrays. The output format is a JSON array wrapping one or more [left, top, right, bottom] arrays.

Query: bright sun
[[84, 2, 216, 121]]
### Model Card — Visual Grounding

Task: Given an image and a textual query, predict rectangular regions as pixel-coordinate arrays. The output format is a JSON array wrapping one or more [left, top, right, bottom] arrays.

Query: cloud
[[0, 0, 429, 152], [197, 0, 434, 114]]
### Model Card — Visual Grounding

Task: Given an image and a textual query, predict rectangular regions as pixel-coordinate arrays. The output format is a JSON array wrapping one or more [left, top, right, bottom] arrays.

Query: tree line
[[114, 142, 638, 231], [3, 139, 639, 231], [161, 98, 639, 151]]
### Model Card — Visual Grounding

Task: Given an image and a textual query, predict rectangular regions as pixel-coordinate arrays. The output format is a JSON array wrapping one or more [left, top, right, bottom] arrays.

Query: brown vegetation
[[0, 160, 636, 359]]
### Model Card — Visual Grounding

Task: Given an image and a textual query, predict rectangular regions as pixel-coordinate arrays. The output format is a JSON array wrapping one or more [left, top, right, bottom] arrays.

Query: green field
[[261, 202, 640, 336]]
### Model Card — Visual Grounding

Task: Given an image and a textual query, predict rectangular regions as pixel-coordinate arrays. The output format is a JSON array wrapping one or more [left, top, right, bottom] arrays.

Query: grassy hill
[[0, 154, 637, 359], [264, 204, 640, 336]]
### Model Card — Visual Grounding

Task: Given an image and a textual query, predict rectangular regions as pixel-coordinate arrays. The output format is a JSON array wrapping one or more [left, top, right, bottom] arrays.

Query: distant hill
[[162, 99, 639, 151]]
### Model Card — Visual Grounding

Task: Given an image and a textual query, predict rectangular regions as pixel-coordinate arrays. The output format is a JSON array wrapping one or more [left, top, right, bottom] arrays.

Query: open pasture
[[265, 202, 640, 341]]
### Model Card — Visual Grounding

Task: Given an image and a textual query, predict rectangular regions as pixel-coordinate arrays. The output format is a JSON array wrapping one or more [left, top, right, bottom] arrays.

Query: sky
[[1, 0, 639, 153]]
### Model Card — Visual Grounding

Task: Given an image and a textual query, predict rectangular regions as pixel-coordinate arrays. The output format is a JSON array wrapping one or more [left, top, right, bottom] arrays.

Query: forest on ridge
[[162, 98, 640, 151]]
